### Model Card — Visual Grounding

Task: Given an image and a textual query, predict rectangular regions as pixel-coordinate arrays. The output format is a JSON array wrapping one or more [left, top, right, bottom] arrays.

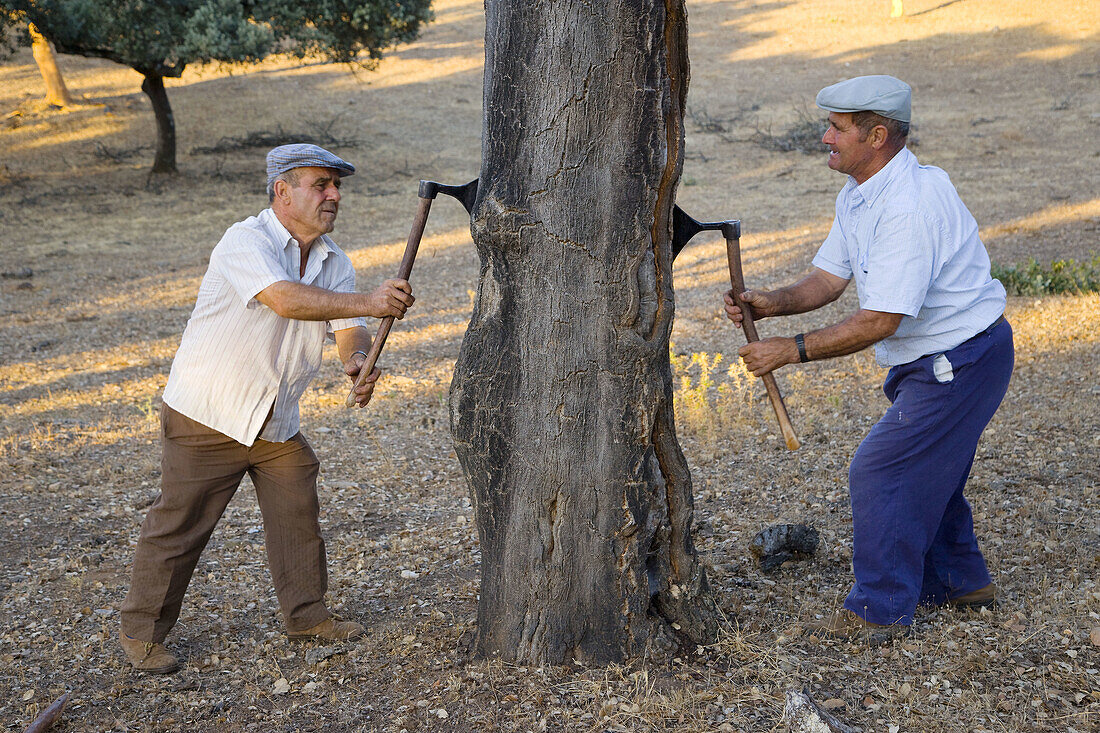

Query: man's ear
[[870, 125, 890, 149], [273, 179, 288, 202]]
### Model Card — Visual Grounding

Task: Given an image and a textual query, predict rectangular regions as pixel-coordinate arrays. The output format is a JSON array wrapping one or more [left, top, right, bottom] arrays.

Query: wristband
[[351, 350, 368, 362], [794, 333, 809, 363]]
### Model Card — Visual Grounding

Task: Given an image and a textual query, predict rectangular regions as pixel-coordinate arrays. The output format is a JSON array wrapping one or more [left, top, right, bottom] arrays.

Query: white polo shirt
[[812, 147, 1006, 366], [163, 208, 366, 446]]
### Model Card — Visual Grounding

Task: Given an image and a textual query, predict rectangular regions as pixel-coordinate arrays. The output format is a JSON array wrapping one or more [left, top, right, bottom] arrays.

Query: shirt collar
[[853, 147, 914, 208], [262, 208, 333, 260]]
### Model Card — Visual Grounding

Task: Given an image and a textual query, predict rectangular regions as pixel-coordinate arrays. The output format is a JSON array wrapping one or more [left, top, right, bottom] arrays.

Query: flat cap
[[266, 143, 355, 188], [815, 75, 912, 123]]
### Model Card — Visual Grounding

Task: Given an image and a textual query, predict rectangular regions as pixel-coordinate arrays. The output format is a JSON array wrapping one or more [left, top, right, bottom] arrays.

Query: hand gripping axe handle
[[672, 206, 801, 450], [345, 178, 479, 407]]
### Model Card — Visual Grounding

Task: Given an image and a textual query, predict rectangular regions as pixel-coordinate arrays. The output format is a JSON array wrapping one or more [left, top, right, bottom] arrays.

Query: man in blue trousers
[[723, 75, 1013, 644]]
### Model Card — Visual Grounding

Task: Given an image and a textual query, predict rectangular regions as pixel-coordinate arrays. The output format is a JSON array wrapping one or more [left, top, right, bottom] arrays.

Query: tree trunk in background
[[450, 0, 717, 665], [28, 24, 75, 108], [141, 73, 177, 174]]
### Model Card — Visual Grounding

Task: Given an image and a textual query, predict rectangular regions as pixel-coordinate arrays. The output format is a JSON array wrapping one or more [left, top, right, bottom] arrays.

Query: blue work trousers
[[844, 318, 1014, 625]]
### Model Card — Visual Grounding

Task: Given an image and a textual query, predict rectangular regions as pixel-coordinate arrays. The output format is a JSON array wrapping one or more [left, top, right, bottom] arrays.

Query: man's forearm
[[803, 309, 903, 361], [768, 269, 849, 317], [335, 325, 381, 409], [256, 281, 373, 321], [738, 307, 902, 376], [335, 326, 373, 365]]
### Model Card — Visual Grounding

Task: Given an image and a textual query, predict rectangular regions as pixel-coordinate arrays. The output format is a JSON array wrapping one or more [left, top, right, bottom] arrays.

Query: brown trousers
[[120, 405, 329, 642]]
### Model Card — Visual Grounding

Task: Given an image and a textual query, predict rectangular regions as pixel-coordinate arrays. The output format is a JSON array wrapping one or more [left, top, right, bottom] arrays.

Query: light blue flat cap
[[266, 143, 355, 188], [816, 75, 912, 123]]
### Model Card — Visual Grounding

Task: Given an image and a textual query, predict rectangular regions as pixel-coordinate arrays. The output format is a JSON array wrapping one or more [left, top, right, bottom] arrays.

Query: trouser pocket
[[932, 353, 954, 383]]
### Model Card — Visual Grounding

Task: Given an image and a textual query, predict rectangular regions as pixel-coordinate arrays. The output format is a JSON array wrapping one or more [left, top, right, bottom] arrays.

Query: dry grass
[[671, 346, 761, 453], [1, 0, 1098, 730]]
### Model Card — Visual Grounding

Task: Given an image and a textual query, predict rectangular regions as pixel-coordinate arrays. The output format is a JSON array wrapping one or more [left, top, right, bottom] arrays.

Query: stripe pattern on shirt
[[163, 208, 366, 445], [812, 148, 1006, 366]]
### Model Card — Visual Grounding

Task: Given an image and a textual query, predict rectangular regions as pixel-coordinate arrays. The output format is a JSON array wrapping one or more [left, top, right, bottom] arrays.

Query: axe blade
[[672, 205, 739, 261], [419, 178, 479, 213]]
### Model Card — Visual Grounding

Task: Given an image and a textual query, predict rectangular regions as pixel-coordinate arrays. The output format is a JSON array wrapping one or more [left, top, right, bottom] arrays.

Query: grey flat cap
[[815, 75, 912, 123], [266, 143, 355, 188]]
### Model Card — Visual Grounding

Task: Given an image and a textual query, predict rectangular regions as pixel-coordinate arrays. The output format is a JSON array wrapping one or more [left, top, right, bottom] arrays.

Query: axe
[[345, 178, 479, 407], [672, 206, 801, 451]]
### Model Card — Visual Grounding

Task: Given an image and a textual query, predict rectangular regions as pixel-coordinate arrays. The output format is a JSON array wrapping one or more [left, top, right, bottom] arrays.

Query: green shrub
[[991, 254, 1100, 295]]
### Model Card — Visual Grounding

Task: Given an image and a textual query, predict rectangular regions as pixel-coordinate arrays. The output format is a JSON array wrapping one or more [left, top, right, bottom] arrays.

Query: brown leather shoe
[[287, 617, 365, 641], [807, 609, 910, 645], [120, 632, 180, 674], [948, 583, 996, 610]]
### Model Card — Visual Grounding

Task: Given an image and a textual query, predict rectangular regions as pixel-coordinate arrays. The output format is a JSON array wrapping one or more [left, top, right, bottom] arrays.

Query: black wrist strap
[[795, 333, 809, 363]]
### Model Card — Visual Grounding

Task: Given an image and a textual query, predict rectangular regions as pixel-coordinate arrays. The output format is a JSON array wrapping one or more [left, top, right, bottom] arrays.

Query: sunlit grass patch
[[670, 344, 761, 447]]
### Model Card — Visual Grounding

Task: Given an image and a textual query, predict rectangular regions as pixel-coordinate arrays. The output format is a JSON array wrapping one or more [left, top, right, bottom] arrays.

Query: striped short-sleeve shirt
[[812, 147, 1006, 366], [163, 208, 367, 445]]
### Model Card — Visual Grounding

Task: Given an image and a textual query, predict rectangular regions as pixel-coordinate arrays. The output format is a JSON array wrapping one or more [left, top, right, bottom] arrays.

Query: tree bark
[[140, 72, 177, 174], [28, 24, 75, 108], [450, 0, 717, 665]]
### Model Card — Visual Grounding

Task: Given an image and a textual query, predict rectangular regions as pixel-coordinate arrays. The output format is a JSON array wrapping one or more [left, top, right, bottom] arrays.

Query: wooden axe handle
[[345, 195, 433, 408], [724, 234, 801, 451]]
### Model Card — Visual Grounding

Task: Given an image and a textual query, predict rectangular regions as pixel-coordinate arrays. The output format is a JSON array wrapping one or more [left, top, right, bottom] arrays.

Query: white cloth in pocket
[[933, 353, 954, 383]]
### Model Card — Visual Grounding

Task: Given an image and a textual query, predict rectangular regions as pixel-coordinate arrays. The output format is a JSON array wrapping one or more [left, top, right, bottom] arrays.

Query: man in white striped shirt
[[722, 77, 1013, 644], [119, 144, 414, 673]]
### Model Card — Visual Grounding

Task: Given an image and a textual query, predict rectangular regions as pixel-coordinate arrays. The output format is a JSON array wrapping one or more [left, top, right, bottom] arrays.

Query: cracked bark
[[450, 0, 717, 665]]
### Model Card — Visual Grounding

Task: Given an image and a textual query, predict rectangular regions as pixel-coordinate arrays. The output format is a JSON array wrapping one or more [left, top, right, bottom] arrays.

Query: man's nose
[[328, 185, 341, 201], [821, 128, 833, 145]]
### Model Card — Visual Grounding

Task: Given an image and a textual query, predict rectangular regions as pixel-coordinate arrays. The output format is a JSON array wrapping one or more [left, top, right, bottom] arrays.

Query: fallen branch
[[94, 141, 149, 163], [190, 118, 361, 155], [23, 692, 69, 733]]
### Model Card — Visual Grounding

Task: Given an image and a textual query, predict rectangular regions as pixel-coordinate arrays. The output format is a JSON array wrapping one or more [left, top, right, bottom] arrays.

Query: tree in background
[[1, 14, 77, 107], [2, 0, 432, 173], [0, 8, 16, 55], [28, 23, 74, 107]]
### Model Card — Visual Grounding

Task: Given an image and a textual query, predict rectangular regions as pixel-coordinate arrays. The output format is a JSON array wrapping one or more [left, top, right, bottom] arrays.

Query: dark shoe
[[807, 609, 910, 646], [948, 583, 996, 610], [120, 632, 180, 674], [287, 617, 365, 641]]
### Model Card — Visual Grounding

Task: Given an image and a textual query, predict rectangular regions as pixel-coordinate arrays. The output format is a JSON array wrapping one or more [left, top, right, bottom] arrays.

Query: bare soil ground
[[1, 0, 1097, 731]]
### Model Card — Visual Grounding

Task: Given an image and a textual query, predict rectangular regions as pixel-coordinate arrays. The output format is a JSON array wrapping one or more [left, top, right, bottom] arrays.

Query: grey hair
[[267, 169, 301, 202], [851, 110, 910, 151]]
